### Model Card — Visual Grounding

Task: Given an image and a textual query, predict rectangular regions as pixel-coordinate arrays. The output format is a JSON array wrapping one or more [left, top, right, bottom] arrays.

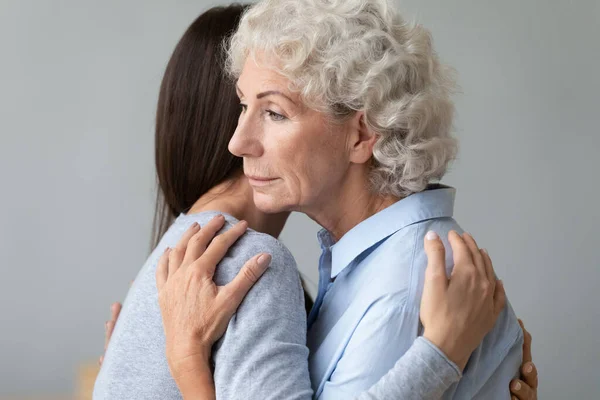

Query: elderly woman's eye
[[267, 110, 286, 122]]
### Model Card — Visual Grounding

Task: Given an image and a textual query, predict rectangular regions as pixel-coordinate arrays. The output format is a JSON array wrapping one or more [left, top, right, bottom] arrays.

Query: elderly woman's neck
[[308, 185, 400, 243], [188, 176, 290, 238]]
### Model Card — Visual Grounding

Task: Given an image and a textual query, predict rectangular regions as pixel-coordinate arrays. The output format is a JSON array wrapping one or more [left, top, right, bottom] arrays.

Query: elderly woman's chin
[[251, 184, 294, 214]]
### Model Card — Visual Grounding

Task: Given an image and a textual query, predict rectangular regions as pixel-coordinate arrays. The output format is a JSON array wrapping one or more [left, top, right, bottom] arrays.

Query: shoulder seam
[[406, 223, 422, 311]]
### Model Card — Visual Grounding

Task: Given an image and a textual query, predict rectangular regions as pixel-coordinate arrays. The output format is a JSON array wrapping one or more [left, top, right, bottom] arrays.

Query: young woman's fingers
[[423, 231, 449, 294], [447, 231, 474, 273], [462, 233, 486, 279], [221, 253, 271, 313], [174, 222, 201, 253], [197, 220, 248, 278], [510, 379, 536, 400], [522, 362, 538, 390], [519, 319, 533, 363], [518, 319, 538, 389], [155, 248, 170, 290]]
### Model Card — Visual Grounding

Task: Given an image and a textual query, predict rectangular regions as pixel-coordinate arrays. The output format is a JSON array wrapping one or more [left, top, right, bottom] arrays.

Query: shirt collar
[[317, 184, 456, 279]]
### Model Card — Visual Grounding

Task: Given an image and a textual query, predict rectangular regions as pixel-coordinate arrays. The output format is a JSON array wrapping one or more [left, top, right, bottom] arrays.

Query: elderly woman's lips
[[247, 176, 279, 186]]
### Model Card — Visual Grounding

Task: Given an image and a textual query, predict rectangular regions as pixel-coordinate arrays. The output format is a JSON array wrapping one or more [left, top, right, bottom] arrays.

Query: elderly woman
[[152, 0, 534, 399]]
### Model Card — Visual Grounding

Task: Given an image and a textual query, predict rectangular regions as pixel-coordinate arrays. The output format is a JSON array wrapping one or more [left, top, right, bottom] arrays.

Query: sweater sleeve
[[355, 336, 462, 400], [211, 233, 314, 400]]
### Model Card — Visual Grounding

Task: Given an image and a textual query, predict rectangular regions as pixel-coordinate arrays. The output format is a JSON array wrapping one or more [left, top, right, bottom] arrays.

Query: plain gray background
[[0, 0, 598, 398]]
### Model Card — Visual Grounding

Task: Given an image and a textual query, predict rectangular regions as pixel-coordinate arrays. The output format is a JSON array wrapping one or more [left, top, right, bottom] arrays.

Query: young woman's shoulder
[[239, 229, 297, 270], [171, 211, 299, 284]]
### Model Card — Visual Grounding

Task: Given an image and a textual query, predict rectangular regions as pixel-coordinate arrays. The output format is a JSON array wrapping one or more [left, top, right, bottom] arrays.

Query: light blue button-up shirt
[[307, 185, 523, 399]]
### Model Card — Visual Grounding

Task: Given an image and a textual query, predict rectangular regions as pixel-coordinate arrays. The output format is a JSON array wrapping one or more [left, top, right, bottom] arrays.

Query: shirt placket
[[307, 245, 332, 329]]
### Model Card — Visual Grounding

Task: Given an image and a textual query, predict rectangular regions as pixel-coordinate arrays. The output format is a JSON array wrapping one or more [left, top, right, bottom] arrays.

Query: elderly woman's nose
[[228, 124, 262, 157]]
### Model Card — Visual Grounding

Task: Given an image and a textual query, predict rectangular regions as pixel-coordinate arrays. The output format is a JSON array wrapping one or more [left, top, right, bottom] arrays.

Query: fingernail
[[425, 231, 439, 240], [482, 248, 489, 256], [165, 247, 171, 255], [105, 321, 109, 331], [525, 363, 533, 373], [257, 253, 272, 269], [512, 381, 521, 391], [191, 222, 200, 230]]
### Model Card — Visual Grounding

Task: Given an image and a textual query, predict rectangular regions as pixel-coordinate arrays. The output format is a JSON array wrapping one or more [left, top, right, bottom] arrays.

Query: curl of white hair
[[227, 0, 458, 197]]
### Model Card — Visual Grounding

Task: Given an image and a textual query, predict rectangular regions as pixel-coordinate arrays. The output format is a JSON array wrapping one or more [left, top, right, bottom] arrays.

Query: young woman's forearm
[[354, 337, 461, 400]]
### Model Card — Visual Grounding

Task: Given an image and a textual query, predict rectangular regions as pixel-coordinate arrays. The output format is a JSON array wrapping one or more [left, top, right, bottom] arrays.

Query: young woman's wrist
[[422, 330, 469, 371]]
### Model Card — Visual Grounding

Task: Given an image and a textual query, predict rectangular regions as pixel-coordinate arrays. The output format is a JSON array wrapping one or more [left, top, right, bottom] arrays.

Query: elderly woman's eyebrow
[[236, 83, 297, 106], [256, 90, 297, 105]]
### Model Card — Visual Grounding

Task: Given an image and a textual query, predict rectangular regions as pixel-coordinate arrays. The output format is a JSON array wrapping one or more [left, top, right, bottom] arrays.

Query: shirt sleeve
[[211, 234, 314, 400], [460, 304, 524, 400]]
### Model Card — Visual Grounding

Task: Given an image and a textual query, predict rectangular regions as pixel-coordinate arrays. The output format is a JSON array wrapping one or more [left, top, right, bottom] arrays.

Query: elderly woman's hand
[[98, 302, 122, 366], [510, 319, 538, 400], [155, 215, 271, 398]]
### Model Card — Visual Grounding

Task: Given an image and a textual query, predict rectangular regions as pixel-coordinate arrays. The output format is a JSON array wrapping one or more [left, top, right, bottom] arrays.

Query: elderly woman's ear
[[348, 112, 379, 164]]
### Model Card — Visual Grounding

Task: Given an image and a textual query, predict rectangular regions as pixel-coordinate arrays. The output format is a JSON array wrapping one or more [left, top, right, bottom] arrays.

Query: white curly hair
[[226, 0, 458, 197]]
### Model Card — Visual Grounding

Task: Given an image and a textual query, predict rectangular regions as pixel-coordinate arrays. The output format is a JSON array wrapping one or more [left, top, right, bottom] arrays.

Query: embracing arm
[[155, 218, 462, 400], [155, 217, 309, 400], [155, 219, 537, 400]]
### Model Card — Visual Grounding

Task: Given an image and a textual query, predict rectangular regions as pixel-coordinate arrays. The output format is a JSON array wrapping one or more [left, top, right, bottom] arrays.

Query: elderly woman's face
[[229, 58, 355, 214]]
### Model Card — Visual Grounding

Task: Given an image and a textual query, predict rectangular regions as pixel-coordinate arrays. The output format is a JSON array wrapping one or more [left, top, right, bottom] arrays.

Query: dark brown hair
[[152, 4, 246, 247]]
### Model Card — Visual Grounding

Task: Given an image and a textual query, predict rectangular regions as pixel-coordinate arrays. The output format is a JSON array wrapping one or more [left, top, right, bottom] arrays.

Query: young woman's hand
[[510, 319, 538, 400], [420, 230, 505, 370], [421, 231, 538, 399], [155, 215, 271, 399]]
